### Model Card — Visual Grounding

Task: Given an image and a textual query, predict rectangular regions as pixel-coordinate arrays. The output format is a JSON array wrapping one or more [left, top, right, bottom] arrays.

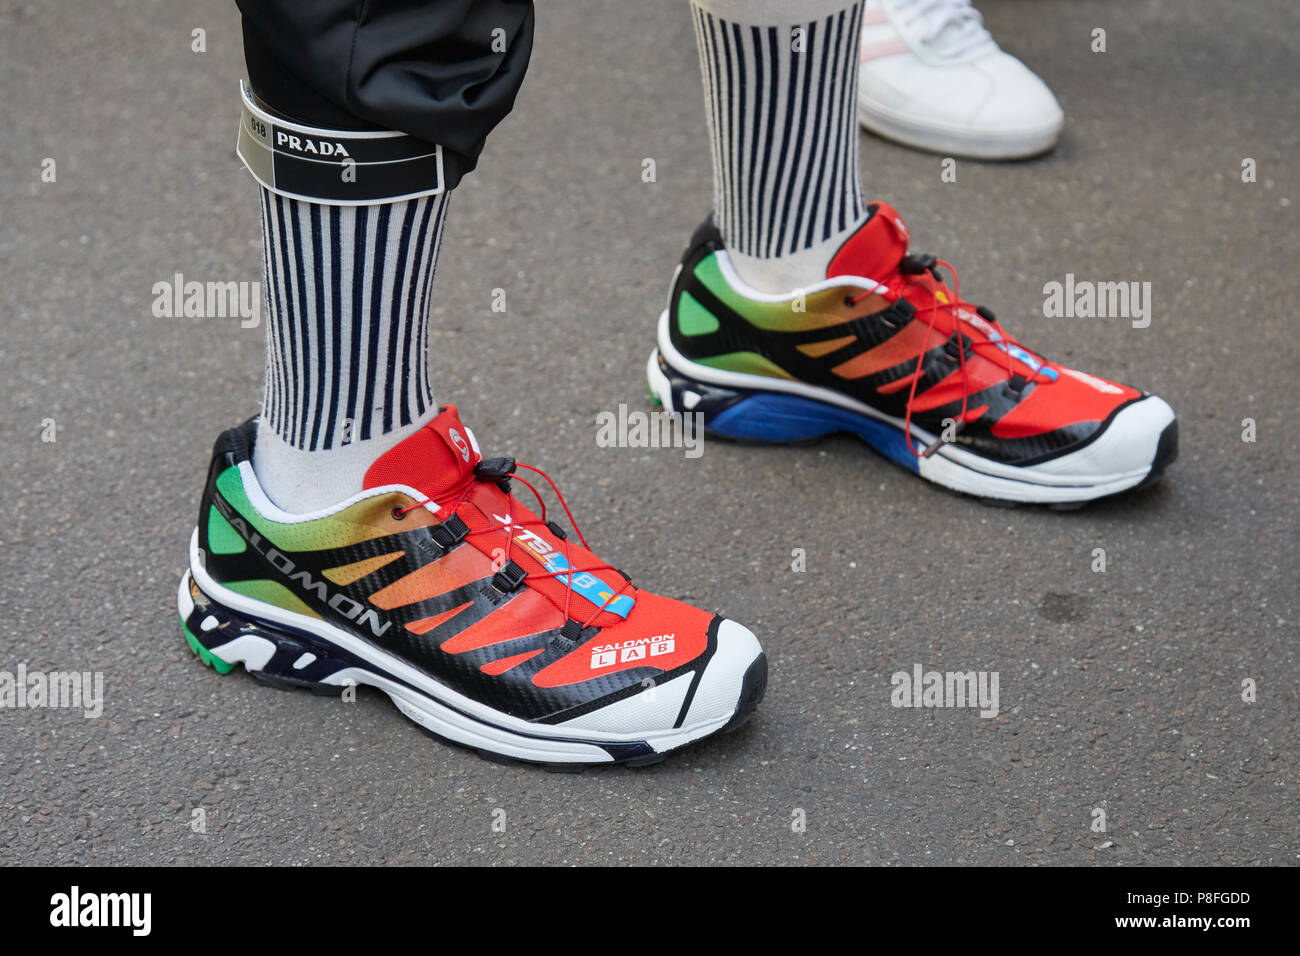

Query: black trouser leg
[[236, 0, 535, 189]]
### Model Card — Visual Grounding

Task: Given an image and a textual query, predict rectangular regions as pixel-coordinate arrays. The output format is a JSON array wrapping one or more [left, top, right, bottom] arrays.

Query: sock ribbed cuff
[[691, 0, 862, 25], [692, 0, 868, 292]]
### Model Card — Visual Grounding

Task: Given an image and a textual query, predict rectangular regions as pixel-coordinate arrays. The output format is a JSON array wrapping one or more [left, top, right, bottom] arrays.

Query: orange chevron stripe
[[440, 590, 563, 655], [367, 547, 490, 610], [908, 355, 1009, 413], [797, 335, 856, 358], [322, 551, 403, 586], [876, 369, 921, 394], [832, 321, 941, 380], [405, 601, 473, 635], [480, 649, 545, 676]]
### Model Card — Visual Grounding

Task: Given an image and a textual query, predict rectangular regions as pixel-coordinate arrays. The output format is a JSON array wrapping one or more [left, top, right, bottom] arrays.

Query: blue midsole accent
[[707, 392, 921, 473]]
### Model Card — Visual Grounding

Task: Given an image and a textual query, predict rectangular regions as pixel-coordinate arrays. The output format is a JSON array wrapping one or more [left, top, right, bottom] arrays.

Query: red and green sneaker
[[179, 405, 766, 768], [649, 203, 1177, 506]]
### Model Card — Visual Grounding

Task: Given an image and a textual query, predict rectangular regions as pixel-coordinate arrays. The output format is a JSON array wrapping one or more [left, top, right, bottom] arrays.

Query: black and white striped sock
[[692, 0, 867, 293], [254, 187, 449, 511]]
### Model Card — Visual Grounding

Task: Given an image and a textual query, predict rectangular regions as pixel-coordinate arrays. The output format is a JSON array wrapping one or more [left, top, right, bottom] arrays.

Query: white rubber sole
[[857, 91, 1063, 160], [181, 530, 764, 766]]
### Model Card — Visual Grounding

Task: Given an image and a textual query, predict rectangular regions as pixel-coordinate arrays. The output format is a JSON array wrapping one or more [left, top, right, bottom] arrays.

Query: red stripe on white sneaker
[[861, 38, 910, 61]]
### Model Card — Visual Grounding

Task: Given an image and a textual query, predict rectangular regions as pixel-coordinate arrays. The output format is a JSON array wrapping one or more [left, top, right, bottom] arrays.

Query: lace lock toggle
[[475, 456, 516, 491], [901, 253, 943, 283], [431, 514, 469, 550], [492, 559, 527, 593]]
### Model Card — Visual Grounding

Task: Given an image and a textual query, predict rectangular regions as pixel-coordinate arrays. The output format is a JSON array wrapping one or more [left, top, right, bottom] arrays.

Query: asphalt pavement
[[1, 0, 1297, 865]]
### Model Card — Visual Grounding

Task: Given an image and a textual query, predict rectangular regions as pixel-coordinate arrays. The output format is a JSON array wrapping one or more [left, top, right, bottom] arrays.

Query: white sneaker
[[857, 0, 1064, 159]]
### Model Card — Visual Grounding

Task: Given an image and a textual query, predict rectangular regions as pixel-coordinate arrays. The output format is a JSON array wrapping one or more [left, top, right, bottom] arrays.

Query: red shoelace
[[394, 461, 634, 630], [849, 256, 1055, 458]]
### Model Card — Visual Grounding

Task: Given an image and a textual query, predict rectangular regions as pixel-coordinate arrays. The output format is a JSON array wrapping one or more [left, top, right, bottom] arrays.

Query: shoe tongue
[[363, 404, 482, 497], [827, 202, 911, 283]]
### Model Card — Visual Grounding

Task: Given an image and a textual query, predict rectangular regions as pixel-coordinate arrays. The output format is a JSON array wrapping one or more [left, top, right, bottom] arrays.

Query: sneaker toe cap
[[1030, 394, 1177, 481], [683, 618, 766, 728], [968, 53, 1064, 136]]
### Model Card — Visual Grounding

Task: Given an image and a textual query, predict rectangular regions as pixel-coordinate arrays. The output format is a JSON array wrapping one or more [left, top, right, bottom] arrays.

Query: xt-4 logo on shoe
[[449, 427, 471, 462], [502, 522, 561, 563], [492, 515, 636, 619], [590, 634, 675, 670], [274, 130, 351, 158], [212, 493, 392, 637]]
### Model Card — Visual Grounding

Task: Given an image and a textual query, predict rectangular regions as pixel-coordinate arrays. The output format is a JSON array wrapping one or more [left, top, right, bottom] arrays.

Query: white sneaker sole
[[180, 530, 767, 768], [857, 90, 1063, 160]]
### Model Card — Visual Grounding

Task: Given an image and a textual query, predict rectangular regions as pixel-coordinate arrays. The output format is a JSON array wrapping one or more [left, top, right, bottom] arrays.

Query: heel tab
[[684, 216, 724, 263], [210, 416, 259, 467]]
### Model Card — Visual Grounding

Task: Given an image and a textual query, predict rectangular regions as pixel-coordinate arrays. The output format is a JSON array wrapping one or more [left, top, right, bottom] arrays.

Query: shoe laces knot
[[849, 251, 1055, 458]]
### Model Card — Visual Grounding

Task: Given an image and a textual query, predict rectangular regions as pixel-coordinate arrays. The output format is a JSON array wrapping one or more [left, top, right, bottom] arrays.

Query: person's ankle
[[722, 215, 868, 295], [251, 417, 428, 514]]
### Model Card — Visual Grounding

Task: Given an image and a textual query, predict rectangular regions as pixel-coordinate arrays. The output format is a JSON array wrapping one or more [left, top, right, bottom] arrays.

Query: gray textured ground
[[1, 0, 1297, 865]]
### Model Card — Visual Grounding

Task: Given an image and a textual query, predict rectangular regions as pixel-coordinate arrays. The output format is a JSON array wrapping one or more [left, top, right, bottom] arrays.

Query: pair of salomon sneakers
[[180, 196, 1177, 769]]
